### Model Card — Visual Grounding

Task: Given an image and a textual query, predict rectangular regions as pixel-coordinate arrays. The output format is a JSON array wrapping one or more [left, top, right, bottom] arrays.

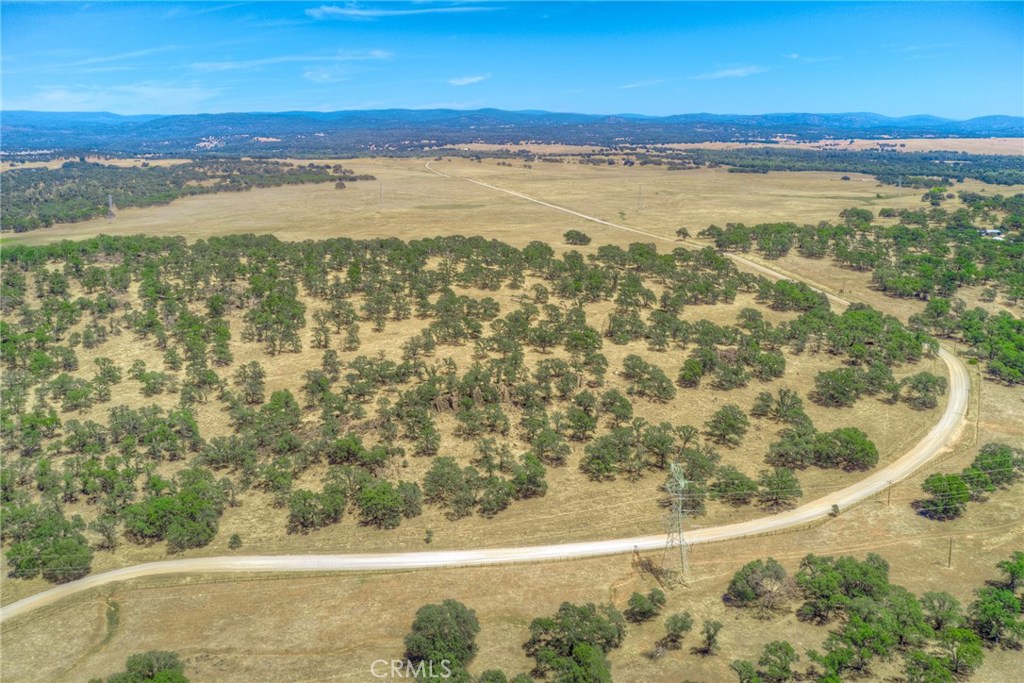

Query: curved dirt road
[[0, 168, 971, 624]]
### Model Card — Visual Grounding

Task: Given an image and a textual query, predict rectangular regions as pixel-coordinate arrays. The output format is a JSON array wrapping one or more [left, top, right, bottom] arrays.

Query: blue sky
[[2, 2, 1022, 118]]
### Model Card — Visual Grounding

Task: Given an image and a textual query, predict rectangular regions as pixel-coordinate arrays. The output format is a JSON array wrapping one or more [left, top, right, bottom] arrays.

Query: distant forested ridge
[[0, 159, 374, 232], [672, 148, 1024, 187], [2, 109, 1022, 157]]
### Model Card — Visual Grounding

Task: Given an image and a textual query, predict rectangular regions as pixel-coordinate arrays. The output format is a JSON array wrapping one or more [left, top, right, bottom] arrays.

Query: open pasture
[[3, 157, 955, 248]]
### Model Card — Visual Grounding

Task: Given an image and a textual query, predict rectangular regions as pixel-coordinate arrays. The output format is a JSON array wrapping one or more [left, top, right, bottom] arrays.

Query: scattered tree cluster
[[1, 160, 375, 232], [918, 442, 1023, 519], [725, 552, 1024, 683], [0, 233, 935, 584], [910, 296, 1024, 385]]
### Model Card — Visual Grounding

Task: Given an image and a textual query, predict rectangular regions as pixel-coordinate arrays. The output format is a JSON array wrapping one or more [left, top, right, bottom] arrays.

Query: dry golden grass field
[[12, 155, 1016, 248], [1, 157, 1021, 683], [785, 137, 1024, 154], [432, 138, 1024, 156], [0, 156, 194, 172], [657, 137, 1024, 155]]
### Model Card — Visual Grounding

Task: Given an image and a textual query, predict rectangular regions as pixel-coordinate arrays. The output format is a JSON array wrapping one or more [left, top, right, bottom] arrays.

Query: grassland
[[440, 138, 1024, 156], [0, 157, 194, 172], [0, 157, 959, 247], [1, 157, 1020, 683], [1, 371, 1018, 683], [7, 155, 1024, 250], [659, 137, 1024, 155]]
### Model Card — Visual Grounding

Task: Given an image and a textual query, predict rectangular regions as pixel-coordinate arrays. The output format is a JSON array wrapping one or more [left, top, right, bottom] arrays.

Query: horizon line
[[4, 108, 1023, 122]]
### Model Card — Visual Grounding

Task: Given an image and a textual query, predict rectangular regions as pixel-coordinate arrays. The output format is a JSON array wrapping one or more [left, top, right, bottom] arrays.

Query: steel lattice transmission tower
[[664, 462, 691, 583]]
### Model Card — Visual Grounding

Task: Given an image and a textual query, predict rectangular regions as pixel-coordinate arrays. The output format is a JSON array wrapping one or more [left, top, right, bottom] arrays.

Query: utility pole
[[378, 181, 384, 211], [106, 194, 115, 220], [637, 184, 643, 213], [975, 361, 981, 445], [947, 539, 953, 569], [664, 462, 690, 584], [886, 481, 892, 507]]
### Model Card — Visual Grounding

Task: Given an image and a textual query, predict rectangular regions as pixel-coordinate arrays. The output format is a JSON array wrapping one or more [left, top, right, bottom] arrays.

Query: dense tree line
[[0, 159, 375, 232], [678, 147, 1024, 186]]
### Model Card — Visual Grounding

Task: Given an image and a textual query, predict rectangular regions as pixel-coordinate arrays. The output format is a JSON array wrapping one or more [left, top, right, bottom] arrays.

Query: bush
[[812, 368, 864, 407], [122, 469, 226, 552], [661, 611, 694, 649], [524, 602, 625, 677], [358, 480, 404, 529], [677, 358, 705, 387], [757, 468, 802, 511], [564, 230, 592, 246], [624, 588, 666, 622], [901, 371, 948, 409], [405, 599, 480, 671], [705, 404, 749, 446], [919, 473, 970, 519], [726, 558, 790, 616], [815, 427, 879, 471], [621, 354, 676, 401], [709, 466, 759, 506], [102, 650, 188, 683]]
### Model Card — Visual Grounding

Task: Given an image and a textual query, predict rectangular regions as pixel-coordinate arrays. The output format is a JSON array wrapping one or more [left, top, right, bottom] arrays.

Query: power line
[[663, 462, 690, 584]]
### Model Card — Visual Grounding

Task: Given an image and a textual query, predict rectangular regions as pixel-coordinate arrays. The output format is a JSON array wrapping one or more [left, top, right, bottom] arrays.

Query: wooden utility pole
[[975, 361, 981, 445], [947, 539, 953, 569], [887, 481, 892, 507]]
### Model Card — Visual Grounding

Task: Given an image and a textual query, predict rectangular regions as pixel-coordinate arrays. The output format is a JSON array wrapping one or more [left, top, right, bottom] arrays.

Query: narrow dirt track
[[0, 167, 971, 624]]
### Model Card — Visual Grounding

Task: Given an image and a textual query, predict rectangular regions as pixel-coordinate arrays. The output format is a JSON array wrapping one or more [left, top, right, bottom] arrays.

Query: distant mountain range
[[2, 109, 1022, 156]]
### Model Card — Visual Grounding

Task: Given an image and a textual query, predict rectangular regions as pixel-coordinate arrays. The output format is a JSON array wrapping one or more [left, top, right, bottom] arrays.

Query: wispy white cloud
[[621, 78, 668, 90], [77, 46, 182, 66], [3, 46, 185, 75], [448, 73, 490, 86], [303, 65, 354, 83], [192, 49, 391, 72], [691, 66, 768, 81], [162, 3, 244, 20], [895, 42, 956, 54], [306, 4, 501, 20], [784, 53, 838, 64], [6, 82, 220, 115]]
